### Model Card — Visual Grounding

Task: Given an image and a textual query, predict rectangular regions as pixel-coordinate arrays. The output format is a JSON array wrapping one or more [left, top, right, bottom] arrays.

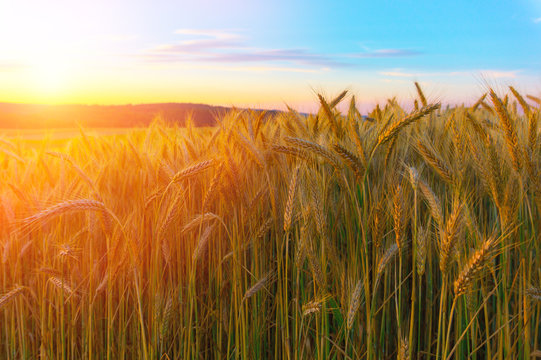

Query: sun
[[30, 55, 72, 95]]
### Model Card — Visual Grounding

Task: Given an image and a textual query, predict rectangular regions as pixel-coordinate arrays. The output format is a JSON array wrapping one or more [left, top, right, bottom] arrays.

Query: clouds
[[479, 70, 520, 79], [141, 29, 421, 71], [380, 69, 520, 79], [155, 29, 243, 53], [349, 49, 422, 58], [0, 61, 27, 72], [534, 17, 541, 23]]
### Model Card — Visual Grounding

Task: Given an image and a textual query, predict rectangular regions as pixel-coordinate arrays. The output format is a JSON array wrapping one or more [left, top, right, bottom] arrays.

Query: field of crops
[[0, 85, 540, 359]]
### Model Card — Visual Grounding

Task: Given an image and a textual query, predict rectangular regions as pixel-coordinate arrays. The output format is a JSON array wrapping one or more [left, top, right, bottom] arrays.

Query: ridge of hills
[[0, 102, 281, 128]]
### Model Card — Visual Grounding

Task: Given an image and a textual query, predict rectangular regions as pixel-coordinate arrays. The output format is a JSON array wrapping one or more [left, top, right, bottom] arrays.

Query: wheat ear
[[0, 286, 26, 309], [439, 202, 463, 274], [375, 243, 399, 289], [418, 180, 444, 227], [509, 86, 530, 115], [490, 89, 522, 172], [346, 280, 364, 330], [377, 104, 440, 146], [415, 81, 428, 107], [170, 159, 214, 183], [242, 271, 275, 302], [333, 144, 365, 181], [454, 234, 498, 295], [21, 199, 113, 233], [284, 137, 342, 170], [283, 166, 300, 232], [416, 139, 454, 185]]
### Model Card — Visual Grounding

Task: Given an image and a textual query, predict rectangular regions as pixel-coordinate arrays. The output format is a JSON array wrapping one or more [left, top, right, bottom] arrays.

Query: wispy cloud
[[155, 29, 243, 53], [380, 69, 521, 79], [108, 34, 138, 42], [0, 61, 27, 72], [349, 49, 422, 58], [479, 70, 520, 79], [534, 17, 541, 23], [224, 65, 326, 73], [380, 71, 431, 77], [142, 29, 420, 70]]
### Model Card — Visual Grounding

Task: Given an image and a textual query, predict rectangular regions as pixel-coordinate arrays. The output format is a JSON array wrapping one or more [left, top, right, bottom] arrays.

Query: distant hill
[[0, 102, 280, 128]]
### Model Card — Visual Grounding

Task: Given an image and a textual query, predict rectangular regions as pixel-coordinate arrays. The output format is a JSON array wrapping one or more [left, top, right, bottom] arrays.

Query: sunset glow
[[0, 0, 540, 110], [2, 2, 541, 359]]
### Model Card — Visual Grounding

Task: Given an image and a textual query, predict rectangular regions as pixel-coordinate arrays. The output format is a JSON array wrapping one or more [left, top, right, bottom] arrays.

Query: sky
[[0, 0, 540, 111]]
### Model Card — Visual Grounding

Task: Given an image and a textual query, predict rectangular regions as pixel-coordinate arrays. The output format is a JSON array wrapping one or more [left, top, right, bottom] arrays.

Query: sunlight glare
[[30, 53, 72, 95]]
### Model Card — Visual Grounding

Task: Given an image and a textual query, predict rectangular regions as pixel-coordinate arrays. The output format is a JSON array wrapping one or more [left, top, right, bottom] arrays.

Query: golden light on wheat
[[0, 83, 540, 358]]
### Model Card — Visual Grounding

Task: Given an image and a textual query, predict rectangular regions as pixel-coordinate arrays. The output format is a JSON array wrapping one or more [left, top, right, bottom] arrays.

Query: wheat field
[[0, 84, 540, 359]]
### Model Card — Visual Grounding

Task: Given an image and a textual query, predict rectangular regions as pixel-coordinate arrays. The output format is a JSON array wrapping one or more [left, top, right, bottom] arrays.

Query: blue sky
[[0, 0, 540, 110]]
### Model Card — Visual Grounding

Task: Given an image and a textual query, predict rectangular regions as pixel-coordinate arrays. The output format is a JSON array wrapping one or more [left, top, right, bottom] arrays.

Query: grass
[[0, 85, 540, 359]]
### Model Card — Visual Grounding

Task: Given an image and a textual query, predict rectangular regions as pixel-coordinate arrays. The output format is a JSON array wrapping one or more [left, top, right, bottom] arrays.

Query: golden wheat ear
[[170, 159, 215, 184], [375, 243, 399, 290], [415, 137, 454, 185], [0, 286, 26, 309], [376, 103, 440, 148], [489, 89, 522, 173], [526, 287, 541, 301], [453, 234, 499, 296], [19, 199, 114, 234], [284, 137, 342, 170], [333, 144, 365, 181], [439, 201, 463, 274], [415, 81, 428, 107], [346, 280, 364, 330], [242, 270, 275, 302], [509, 86, 530, 115], [283, 165, 300, 233]]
